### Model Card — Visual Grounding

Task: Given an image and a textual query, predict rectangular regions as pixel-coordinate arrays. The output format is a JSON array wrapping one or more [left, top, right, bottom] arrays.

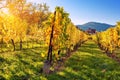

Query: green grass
[[0, 46, 47, 80], [0, 40, 120, 80], [47, 41, 120, 80], [114, 48, 120, 58]]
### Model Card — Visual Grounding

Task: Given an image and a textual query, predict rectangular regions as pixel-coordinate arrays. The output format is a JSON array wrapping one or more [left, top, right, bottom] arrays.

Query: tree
[[0, 13, 28, 51]]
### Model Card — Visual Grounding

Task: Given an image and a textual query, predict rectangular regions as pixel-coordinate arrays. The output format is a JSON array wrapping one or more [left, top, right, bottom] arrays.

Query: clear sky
[[27, 0, 120, 25]]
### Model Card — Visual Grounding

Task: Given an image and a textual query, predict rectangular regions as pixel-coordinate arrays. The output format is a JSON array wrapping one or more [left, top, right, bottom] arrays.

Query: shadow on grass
[[0, 75, 6, 80], [78, 47, 102, 55], [0, 47, 46, 80], [49, 54, 120, 80], [0, 57, 6, 63], [1, 40, 120, 80], [47, 41, 120, 80]]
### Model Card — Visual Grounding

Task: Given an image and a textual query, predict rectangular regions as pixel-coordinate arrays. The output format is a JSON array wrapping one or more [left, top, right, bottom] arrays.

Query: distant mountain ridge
[[76, 22, 114, 31]]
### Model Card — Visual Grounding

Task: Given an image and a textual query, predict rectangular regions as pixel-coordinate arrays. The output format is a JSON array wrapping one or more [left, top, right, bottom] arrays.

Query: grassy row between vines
[[47, 41, 120, 80], [0, 40, 120, 80]]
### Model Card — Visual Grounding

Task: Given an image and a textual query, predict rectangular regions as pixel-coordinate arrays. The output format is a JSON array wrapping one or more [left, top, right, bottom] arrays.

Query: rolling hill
[[77, 22, 114, 31]]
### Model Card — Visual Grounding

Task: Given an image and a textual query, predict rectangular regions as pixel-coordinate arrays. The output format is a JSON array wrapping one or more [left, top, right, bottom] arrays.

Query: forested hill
[[77, 22, 114, 31]]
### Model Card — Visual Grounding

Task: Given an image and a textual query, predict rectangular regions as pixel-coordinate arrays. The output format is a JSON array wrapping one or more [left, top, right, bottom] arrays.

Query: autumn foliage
[[93, 22, 120, 54]]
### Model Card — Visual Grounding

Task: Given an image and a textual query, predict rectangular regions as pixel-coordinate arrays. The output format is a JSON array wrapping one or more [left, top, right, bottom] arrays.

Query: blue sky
[[27, 0, 120, 25]]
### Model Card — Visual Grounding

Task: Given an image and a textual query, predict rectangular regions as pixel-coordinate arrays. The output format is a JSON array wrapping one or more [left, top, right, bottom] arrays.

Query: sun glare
[[1, 8, 9, 14]]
